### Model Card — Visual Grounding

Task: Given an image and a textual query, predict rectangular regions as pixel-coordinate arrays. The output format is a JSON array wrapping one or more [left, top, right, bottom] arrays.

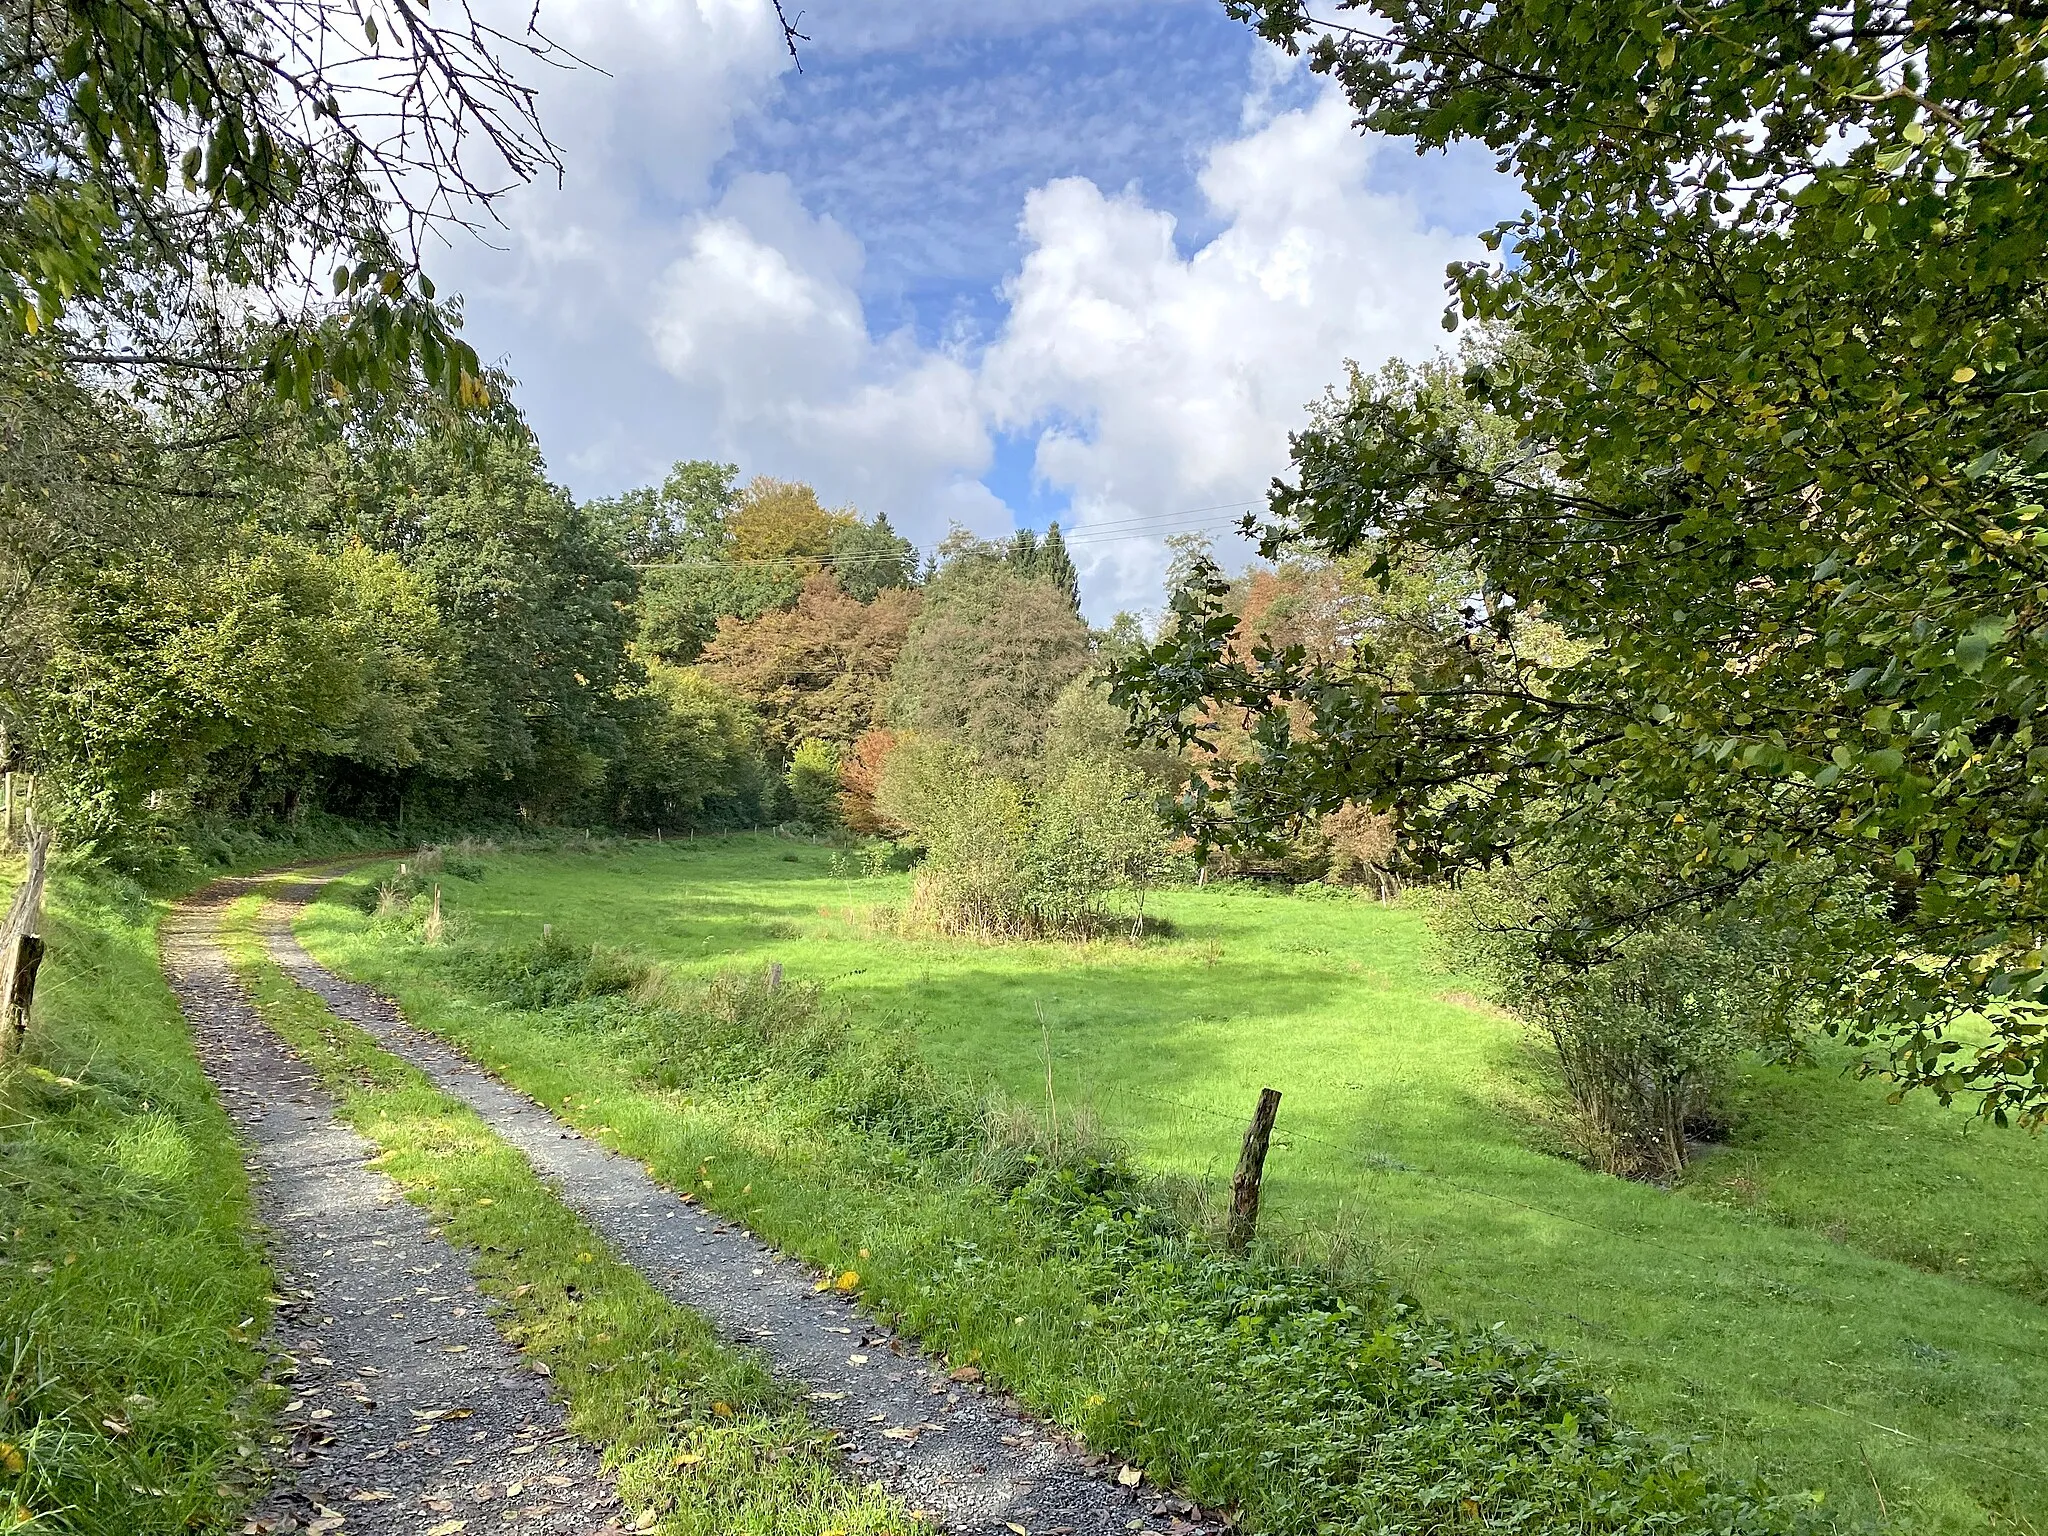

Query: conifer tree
[[1039, 523, 1082, 616]]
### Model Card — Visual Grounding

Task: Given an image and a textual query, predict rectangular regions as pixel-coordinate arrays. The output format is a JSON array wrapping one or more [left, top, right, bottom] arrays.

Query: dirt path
[[262, 877, 1220, 1536], [163, 883, 625, 1536]]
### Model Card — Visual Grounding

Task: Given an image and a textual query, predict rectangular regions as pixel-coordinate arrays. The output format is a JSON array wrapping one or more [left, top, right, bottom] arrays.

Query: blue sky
[[443, 0, 1515, 615]]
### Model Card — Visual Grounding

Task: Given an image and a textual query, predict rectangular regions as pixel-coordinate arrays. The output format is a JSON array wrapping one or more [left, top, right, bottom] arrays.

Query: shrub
[[785, 740, 844, 832], [877, 738, 1182, 940], [1432, 861, 1801, 1181]]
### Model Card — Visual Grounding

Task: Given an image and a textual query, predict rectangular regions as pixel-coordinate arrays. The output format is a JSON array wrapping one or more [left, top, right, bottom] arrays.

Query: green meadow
[[304, 835, 2048, 1532]]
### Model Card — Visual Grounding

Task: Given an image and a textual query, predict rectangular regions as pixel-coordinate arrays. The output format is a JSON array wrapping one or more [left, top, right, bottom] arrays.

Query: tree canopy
[[891, 544, 1093, 764], [1117, 0, 2048, 1122]]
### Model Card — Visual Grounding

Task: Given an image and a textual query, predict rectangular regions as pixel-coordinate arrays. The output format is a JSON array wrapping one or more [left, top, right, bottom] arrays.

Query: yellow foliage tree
[[728, 477, 855, 563]]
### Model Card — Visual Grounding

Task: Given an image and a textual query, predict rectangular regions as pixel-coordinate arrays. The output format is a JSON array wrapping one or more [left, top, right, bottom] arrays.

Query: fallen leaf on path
[[1117, 1466, 1143, 1488], [424, 1523, 467, 1536], [948, 1366, 982, 1384], [882, 1427, 919, 1442], [1007, 1524, 1029, 1534], [346, 1490, 393, 1502], [834, 1270, 860, 1291], [847, 1354, 868, 1366]]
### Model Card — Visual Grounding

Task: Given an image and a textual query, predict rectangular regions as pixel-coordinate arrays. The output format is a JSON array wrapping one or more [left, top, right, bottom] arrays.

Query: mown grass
[[291, 864, 1870, 1536], [0, 869, 275, 1536], [301, 837, 2048, 1535], [218, 889, 916, 1536]]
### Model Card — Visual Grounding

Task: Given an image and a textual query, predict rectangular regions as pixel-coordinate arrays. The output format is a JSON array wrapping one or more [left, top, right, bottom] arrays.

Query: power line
[[627, 502, 1267, 573]]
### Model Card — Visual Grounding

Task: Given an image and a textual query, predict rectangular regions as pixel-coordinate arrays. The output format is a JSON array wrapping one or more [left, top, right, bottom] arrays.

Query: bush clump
[[1430, 856, 1879, 1182], [875, 736, 1183, 940]]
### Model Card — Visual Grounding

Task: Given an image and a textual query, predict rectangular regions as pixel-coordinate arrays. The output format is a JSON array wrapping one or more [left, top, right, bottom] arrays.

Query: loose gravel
[[262, 876, 1224, 1536], [163, 882, 625, 1536]]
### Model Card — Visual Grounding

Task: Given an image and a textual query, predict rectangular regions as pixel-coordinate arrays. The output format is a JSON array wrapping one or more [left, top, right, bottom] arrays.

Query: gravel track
[[163, 882, 625, 1536], [262, 876, 1223, 1536]]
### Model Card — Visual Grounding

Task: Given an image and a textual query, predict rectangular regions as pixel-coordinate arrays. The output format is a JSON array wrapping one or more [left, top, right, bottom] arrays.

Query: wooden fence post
[[1226, 1087, 1284, 1253], [2, 933, 45, 1062], [766, 961, 783, 991]]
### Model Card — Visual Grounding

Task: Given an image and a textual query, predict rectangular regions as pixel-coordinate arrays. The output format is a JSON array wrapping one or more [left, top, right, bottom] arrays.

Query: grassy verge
[[0, 821, 652, 1535], [217, 890, 913, 1536], [297, 867, 1842, 1536], [319, 836, 2048, 1533], [0, 870, 274, 1536]]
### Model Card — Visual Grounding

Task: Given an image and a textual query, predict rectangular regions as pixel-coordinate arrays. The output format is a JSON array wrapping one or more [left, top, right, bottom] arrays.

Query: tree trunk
[[1226, 1087, 1283, 1253]]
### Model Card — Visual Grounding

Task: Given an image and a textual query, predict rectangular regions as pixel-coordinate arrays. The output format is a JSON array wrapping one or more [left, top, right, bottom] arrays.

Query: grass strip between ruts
[[219, 891, 918, 1536]]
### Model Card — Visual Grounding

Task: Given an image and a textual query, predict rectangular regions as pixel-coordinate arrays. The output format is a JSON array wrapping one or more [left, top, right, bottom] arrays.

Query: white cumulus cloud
[[647, 174, 1002, 528], [979, 84, 1479, 614], [635, 75, 1480, 611]]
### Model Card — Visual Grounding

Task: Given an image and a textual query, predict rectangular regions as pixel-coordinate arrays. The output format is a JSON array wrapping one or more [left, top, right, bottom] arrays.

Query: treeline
[[0, 357, 1119, 865]]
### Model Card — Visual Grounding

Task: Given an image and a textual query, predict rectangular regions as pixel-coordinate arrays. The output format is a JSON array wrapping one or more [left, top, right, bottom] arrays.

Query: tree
[[2, 0, 590, 404], [696, 574, 920, 758], [828, 512, 919, 601], [30, 535, 447, 836], [1038, 524, 1082, 616], [785, 739, 844, 831], [890, 559, 1091, 763], [730, 477, 853, 563], [837, 728, 900, 836], [298, 413, 642, 820], [608, 662, 772, 832], [1120, 0, 2048, 1124], [592, 460, 739, 565], [589, 461, 805, 664]]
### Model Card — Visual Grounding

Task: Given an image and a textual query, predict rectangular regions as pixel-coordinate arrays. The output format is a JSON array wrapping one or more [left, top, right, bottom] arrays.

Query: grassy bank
[[217, 890, 912, 1536], [0, 870, 274, 1535], [0, 817, 460, 1534], [298, 837, 2048, 1534]]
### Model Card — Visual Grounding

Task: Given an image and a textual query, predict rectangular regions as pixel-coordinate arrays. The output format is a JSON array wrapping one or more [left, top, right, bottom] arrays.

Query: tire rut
[[163, 881, 625, 1536], [262, 877, 1223, 1536]]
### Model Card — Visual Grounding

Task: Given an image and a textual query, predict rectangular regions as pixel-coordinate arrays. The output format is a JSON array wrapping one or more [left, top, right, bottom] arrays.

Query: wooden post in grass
[[1, 933, 44, 1061], [1226, 1087, 1283, 1253], [767, 961, 783, 992]]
